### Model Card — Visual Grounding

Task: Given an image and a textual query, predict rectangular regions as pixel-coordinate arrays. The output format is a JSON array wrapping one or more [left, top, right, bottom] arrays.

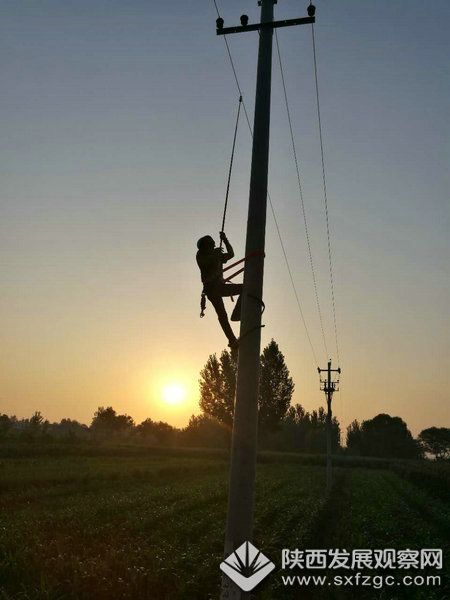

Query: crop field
[[0, 446, 449, 599]]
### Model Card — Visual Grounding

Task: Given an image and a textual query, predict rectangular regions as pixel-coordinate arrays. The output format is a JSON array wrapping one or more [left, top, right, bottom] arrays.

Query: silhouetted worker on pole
[[197, 232, 242, 349]]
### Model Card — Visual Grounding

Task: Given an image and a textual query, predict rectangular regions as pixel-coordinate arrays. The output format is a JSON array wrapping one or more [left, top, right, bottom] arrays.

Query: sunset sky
[[1, 0, 448, 438]]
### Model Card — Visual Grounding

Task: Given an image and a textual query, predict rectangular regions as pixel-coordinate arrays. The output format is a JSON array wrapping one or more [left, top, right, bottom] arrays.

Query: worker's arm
[[219, 231, 235, 262]]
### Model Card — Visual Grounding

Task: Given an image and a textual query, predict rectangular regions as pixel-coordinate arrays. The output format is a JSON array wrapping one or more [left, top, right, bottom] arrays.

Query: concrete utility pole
[[216, 3, 315, 598], [318, 360, 341, 490]]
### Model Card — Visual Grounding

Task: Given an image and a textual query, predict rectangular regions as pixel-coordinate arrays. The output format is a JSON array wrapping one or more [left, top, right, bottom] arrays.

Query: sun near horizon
[[139, 368, 201, 427], [162, 383, 186, 406]]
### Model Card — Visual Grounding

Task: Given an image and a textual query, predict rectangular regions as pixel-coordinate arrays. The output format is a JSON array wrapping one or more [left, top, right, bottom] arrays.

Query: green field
[[0, 446, 449, 599]]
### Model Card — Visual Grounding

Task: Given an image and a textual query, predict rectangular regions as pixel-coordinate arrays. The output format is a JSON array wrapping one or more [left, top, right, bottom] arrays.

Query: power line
[[212, 0, 319, 366], [311, 22, 341, 366], [275, 29, 328, 361], [268, 197, 319, 366]]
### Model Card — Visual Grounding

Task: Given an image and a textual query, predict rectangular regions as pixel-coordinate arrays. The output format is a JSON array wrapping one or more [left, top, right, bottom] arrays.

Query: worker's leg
[[218, 283, 243, 322], [207, 291, 237, 345]]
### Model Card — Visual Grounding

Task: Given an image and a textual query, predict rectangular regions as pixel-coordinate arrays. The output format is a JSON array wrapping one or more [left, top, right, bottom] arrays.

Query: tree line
[[1, 339, 448, 460]]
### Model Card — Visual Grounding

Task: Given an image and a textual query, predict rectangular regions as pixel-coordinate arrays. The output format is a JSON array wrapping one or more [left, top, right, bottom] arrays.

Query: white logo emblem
[[220, 541, 275, 592]]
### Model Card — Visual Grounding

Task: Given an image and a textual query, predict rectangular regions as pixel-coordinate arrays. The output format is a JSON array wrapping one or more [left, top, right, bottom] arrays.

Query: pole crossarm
[[217, 16, 314, 36], [318, 365, 340, 393]]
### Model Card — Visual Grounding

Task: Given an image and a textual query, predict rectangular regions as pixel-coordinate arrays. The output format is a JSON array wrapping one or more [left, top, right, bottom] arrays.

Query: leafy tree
[[347, 413, 420, 459], [346, 420, 363, 454], [261, 403, 341, 453], [286, 403, 306, 424], [51, 418, 89, 441], [199, 340, 294, 432], [258, 340, 294, 432], [135, 418, 176, 445], [30, 411, 44, 428], [304, 407, 340, 453], [179, 414, 230, 448], [91, 406, 134, 439], [0, 414, 13, 440], [18, 411, 50, 442], [199, 351, 237, 426], [418, 427, 450, 460], [277, 404, 308, 452]]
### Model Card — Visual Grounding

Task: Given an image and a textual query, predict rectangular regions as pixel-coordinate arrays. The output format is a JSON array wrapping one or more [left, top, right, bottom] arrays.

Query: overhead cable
[[275, 29, 329, 361], [311, 22, 341, 366]]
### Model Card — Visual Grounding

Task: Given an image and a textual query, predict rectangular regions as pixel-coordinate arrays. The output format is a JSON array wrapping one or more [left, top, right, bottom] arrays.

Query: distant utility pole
[[318, 360, 341, 490], [216, 2, 315, 598]]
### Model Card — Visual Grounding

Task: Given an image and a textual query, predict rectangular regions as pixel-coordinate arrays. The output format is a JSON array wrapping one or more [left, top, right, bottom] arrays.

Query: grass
[[0, 446, 449, 599]]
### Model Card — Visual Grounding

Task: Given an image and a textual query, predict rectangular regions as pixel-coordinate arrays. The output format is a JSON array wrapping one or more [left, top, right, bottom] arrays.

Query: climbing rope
[[220, 95, 242, 248], [200, 94, 242, 318]]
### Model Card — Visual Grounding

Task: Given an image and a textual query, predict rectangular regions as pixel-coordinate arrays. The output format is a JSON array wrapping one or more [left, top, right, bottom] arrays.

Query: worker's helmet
[[197, 235, 215, 251]]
